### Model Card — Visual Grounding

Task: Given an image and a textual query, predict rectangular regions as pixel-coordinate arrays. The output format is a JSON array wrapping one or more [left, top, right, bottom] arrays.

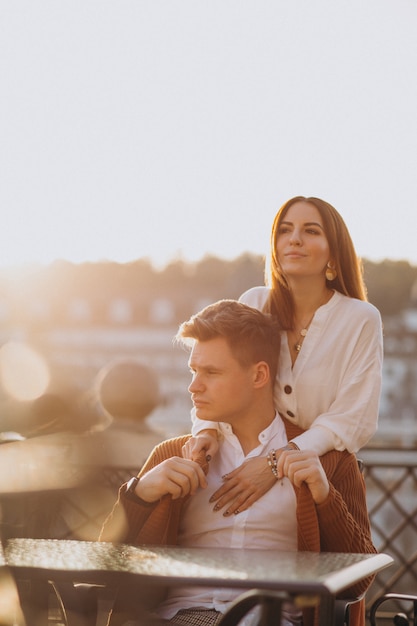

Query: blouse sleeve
[[290, 303, 383, 454]]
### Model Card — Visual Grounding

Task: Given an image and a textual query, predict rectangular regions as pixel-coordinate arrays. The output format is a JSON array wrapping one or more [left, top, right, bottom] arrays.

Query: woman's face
[[275, 201, 331, 280]]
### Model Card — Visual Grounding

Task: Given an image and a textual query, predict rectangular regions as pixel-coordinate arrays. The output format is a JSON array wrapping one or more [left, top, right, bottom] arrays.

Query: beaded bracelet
[[267, 449, 279, 479]]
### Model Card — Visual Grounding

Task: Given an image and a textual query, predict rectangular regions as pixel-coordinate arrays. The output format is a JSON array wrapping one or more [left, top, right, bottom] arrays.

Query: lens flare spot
[[0, 341, 50, 401], [0, 569, 24, 625]]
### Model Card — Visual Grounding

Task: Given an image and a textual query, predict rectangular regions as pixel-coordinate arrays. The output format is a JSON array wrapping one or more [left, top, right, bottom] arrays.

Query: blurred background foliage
[[0, 254, 416, 329]]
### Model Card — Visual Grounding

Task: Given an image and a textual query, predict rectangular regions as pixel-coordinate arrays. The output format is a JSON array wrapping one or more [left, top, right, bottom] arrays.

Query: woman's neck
[[286, 282, 333, 364], [289, 279, 332, 324]]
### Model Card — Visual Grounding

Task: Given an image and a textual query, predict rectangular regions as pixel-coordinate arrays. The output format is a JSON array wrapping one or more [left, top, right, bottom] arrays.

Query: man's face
[[187, 337, 256, 425]]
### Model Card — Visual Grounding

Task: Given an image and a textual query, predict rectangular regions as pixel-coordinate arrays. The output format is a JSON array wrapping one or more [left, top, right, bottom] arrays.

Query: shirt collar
[[218, 412, 286, 446]]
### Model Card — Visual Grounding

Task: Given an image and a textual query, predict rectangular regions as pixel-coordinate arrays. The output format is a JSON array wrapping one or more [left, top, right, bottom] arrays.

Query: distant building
[[150, 298, 175, 325], [108, 298, 133, 324], [68, 298, 91, 323]]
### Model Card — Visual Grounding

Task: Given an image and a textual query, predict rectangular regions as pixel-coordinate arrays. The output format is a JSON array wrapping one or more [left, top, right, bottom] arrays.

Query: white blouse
[[192, 288, 383, 455]]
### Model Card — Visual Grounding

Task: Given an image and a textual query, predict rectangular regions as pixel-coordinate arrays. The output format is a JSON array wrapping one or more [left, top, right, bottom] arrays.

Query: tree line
[[0, 254, 416, 328]]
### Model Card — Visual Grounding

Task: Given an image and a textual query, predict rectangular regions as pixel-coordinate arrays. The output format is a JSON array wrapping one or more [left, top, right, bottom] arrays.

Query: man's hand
[[136, 457, 208, 503], [278, 449, 330, 504], [182, 431, 219, 462]]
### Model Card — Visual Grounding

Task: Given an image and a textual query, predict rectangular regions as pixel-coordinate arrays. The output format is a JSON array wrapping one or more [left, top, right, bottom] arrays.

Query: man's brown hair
[[176, 299, 280, 383]]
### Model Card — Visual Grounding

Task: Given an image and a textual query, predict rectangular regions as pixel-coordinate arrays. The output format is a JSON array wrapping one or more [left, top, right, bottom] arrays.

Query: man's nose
[[188, 376, 203, 393]]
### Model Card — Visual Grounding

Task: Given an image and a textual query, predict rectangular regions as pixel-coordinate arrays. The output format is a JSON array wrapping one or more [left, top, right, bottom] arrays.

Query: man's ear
[[253, 362, 270, 388]]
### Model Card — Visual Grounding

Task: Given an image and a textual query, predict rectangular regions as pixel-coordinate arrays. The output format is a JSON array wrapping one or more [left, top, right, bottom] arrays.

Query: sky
[[1, 1, 417, 271]]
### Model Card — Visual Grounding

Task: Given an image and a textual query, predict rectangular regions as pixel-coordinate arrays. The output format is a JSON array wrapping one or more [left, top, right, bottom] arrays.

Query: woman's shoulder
[[239, 286, 270, 309], [332, 291, 382, 322]]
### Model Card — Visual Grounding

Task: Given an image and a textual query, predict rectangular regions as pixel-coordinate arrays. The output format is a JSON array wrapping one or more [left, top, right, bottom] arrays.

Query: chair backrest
[[369, 592, 417, 625]]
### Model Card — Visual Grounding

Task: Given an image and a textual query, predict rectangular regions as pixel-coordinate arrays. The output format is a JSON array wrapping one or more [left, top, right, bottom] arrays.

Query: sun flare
[[0, 341, 50, 401]]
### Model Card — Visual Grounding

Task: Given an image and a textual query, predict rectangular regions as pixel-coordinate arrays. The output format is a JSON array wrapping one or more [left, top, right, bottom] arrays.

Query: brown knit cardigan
[[100, 420, 377, 626]]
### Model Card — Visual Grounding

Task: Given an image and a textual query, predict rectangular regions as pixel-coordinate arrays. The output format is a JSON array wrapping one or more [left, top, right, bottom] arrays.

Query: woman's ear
[[253, 362, 270, 388]]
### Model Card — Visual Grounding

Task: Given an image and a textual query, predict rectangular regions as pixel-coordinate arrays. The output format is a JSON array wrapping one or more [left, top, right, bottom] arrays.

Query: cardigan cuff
[[121, 482, 158, 507]]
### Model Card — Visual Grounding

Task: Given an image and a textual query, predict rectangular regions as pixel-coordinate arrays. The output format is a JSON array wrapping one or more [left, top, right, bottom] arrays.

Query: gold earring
[[325, 262, 337, 281]]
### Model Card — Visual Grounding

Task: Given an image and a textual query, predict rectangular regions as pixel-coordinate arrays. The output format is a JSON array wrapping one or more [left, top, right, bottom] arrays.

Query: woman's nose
[[289, 228, 302, 245]]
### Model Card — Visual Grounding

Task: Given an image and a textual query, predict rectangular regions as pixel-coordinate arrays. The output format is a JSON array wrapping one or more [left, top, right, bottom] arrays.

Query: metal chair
[[334, 596, 365, 626], [216, 589, 289, 626], [216, 589, 362, 626], [369, 592, 417, 625]]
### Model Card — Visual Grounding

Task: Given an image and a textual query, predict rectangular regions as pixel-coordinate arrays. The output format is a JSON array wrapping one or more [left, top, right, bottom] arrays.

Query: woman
[[186, 196, 383, 516]]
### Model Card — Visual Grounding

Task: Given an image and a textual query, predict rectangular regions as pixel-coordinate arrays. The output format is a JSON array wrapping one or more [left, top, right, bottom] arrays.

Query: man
[[101, 299, 376, 626]]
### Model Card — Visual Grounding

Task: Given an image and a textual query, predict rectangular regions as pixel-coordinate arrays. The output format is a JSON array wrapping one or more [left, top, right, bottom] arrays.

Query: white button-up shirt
[[158, 414, 299, 623]]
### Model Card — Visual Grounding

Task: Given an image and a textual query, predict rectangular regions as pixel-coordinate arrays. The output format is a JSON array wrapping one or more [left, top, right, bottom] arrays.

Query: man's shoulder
[[321, 448, 360, 478], [152, 434, 209, 473], [153, 434, 192, 457]]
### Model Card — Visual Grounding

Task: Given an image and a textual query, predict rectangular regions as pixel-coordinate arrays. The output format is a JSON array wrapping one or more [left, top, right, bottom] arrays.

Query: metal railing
[[360, 446, 417, 620]]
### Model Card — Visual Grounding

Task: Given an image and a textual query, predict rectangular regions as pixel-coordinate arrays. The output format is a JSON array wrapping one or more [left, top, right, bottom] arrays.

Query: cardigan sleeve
[[99, 435, 207, 545], [98, 439, 175, 544], [99, 482, 159, 543], [315, 452, 377, 597]]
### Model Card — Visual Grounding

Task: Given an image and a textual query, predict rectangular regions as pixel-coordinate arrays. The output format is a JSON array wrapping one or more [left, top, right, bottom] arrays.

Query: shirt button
[[287, 410, 295, 418], [284, 385, 292, 394]]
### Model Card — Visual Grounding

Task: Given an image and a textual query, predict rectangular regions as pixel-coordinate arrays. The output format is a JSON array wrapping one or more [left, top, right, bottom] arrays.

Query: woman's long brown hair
[[264, 196, 367, 330]]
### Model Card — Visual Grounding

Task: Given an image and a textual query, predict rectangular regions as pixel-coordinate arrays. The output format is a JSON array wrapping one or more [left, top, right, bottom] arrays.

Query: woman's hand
[[208, 455, 275, 516], [182, 430, 219, 462], [207, 446, 330, 515]]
